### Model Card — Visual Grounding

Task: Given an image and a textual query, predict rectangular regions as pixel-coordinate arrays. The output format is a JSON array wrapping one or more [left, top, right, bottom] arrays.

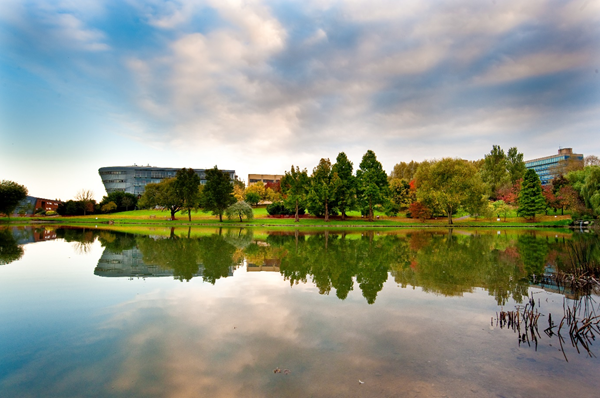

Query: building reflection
[[95, 246, 234, 279]]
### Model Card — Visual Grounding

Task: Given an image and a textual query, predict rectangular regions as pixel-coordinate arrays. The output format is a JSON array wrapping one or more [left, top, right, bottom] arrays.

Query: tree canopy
[[0, 180, 28, 217], [280, 165, 309, 222], [138, 178, 183, 220], [174, 168, 201, 222], [356, 150, 388, 221], [415, 158, 484, 224], [200, 166, 236, 222], [332, 152, 356, 220], [518, 169, 546, 221]]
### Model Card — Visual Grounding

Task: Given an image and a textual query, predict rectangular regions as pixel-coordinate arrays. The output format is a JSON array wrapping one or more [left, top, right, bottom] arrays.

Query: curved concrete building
[[99, 165, 236, 196]]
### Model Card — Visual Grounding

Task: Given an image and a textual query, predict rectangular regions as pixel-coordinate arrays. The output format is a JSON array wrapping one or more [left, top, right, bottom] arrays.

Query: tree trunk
[[341, 210, 346, 221], [369, 198, 373, 221], [188, 208, 192, 222], [324, 200, 329, 222], [171, 209, 176, 220], [447, 206, 453, 224], [219, 212, 223, 222], [239, 213, 242, 222], [295, 199, 299, 223]]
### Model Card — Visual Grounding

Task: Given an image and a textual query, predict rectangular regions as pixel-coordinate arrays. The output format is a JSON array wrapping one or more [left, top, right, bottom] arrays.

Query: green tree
[[332, 152, 356, 220], [225, 201, 254, 222], [280, 165, 309, 222], [356, 150, 389, 221], [480, 145, 509, 198], [506, 147, 527, 184], [518, 169, 546, 221], [99, 191, 138, 212], [174, 168, 201, 222], [0, 180, 28, 218], [575, 166, 600, 215], [390, 161, 420, 181], [200, 166, 236, 222], [0, 228, 24, 264], [388, 178, 414, 212], [101, 201, 117, 213], [138, 178, 183, 220], [415, 158, 485, 224], [244, 191, 260, 207], [307, 158, 340, 221]]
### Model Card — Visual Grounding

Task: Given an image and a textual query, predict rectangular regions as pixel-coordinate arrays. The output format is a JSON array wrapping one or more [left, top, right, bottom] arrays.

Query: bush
[[266, 201, 304, 216], [45, 210, 57, 216]]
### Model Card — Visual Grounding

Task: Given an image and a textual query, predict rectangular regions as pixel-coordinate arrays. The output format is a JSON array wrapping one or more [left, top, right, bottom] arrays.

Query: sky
[[1, 0, 599, 201]]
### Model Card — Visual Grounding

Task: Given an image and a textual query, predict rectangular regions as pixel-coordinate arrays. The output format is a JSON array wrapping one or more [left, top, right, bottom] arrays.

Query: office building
[[248, 174, 283, 184], [524, 148, 583, 185], [99, 165, 236, 196]]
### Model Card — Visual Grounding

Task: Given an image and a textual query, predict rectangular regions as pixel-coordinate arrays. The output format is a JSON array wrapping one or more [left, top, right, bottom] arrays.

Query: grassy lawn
[[1, 207, 577, 228]]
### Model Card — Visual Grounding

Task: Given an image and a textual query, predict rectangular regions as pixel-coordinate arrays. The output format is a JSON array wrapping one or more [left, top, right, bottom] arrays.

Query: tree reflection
[[136, 236, 202, 281], [0, 228, 24, 265], [265, 230, 555, 305]]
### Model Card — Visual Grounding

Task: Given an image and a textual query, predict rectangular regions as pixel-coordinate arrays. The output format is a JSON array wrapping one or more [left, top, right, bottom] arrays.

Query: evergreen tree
[[174, 168, 201, 222], [480, 145, 509, 198], [518, 169, 546, 221], [280, 165, 310, 222], [356, 150, 388, 221], [507, 147, 527, 184], [307, 158, 340, 221], [200, 166, 236, 222], [332, 152, 356, 220]]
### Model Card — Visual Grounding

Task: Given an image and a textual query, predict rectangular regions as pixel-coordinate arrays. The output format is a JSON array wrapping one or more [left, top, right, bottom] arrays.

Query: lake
[[1, 225, 599, 397]]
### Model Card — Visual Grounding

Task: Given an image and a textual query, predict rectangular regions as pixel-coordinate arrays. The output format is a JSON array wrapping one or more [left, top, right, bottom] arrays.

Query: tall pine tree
[[518, 169, 546, 221]]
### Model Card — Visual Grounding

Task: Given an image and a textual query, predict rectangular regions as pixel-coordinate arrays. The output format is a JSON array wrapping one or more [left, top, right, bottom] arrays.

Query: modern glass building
[[524, 148, 583, 185], [99, 165, 236, 196]]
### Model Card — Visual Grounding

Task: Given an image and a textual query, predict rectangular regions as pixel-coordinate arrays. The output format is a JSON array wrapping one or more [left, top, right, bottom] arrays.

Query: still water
[[1, 226, 599, 397]]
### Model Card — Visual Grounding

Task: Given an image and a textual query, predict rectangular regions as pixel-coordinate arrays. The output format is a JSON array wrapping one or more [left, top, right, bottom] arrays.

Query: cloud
[[2, 0, 599, 187]]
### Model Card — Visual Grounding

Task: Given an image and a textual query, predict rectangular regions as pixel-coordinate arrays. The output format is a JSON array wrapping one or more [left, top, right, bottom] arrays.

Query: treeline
[[267, 146, 600, 223]]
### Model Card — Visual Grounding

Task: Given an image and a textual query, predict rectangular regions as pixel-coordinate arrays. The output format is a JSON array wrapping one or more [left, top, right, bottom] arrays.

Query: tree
[[138, 178, 183, 220], [580, 166, 600, 216], [506, 147, 527, 184], [280, 165, 309, 222], [121, 196, 135, 211], [101, 201, 117, 213], [75, 189, 95, 216], [390, 161, 420, 181], [415, 158, 485, 224], [307, 158, 340, 221], [174, 168, 201, 222], [332, 152, 356, 220], [518, 169, 546, 221], [585, 155, 600, 167], [225, 201, 254, 222], [200, 166, 236, 222], [480, 145, 509, 198], [244, 191, 261, 207], [492, 200, 511, 221], [408, 201, 431, 222], [356, 150, 389, 221], [99, 191, 137, 212], [0, 180, 28, 218], [389, 178, 417, 213]]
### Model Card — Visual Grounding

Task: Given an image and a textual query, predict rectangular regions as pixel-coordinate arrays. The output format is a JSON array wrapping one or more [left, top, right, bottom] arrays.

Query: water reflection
[[2, 225, 600, 396], [1, 226, 598, 305]]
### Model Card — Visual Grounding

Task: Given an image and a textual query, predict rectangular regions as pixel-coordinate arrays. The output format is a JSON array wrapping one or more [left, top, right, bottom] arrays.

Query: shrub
[[45, 210, 57, 216]]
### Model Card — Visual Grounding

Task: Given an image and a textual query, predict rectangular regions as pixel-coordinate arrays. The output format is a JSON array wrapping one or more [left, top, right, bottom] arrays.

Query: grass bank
[[1, 207, 577, 229]]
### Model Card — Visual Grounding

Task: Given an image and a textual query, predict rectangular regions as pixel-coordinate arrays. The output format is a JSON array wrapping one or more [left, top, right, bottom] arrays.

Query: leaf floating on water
[[273, 368, 281, 374], [358, 380, 364, 384], [283, 369, 291, 375]]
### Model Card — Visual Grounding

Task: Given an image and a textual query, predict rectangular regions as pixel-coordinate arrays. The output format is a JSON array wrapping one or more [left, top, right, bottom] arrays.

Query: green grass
[[0, 206, 582, 229]]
